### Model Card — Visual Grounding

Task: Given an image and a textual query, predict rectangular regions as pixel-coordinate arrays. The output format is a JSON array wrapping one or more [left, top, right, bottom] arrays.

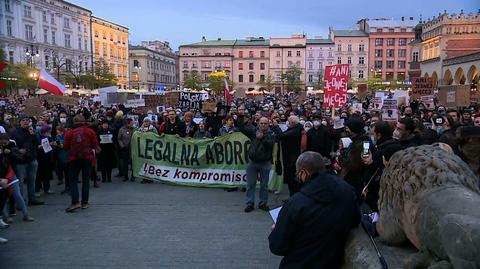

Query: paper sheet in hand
[[41, 138, 52, 153], [100, 134, 113, 144], [269, 206, 282, 223]]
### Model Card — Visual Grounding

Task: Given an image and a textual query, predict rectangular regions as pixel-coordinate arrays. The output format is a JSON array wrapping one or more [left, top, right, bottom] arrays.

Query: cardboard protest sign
[[23, 97, 45, 116], [143, 92, 180, 108], [323, 64, 349, 108], [352, 103, 363, 114], [202, 100, 217, 113], [438, 85, 470, 107], [412, 77, 436, 99], [42, 95, 79, 106], [421, 95, 435, 109], [372, 97, 383, 109], [471, 89, 480, 104], [357, 83, 368, 99], [124, 99, 146, 108], [178, 91, 204, 110], [382, 99, 398, 121]]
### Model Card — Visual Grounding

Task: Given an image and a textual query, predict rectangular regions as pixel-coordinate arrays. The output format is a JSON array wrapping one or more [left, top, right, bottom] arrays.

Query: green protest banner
[[131, 131, 284, 191]]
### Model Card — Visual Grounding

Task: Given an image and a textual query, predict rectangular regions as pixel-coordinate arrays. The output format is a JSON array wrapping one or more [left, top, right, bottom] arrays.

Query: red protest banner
[[323, 64, 349, 108]]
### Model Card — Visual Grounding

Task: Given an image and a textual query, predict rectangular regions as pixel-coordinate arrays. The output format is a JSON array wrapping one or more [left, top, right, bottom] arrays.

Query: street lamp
[[25, 45, 40, 68]]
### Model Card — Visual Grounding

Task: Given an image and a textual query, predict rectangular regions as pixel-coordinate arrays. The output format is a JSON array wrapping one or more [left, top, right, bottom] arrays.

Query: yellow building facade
[[91, 16, 129, 89]]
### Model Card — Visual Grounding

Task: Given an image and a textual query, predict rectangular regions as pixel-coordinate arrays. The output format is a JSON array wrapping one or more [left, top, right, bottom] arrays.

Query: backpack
[[70, 126, 91, 160]]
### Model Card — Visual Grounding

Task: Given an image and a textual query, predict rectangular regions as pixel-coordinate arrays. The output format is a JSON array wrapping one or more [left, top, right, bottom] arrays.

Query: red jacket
[[64, 124, 99, 162]]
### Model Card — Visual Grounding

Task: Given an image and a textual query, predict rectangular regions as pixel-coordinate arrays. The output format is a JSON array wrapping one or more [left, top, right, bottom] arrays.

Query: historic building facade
[[128, 45, 177, 91], [305, 38, 335, 89], [91, 16, 129, 88], [232, 37, 269, 91], [0, 0, 92, 80]]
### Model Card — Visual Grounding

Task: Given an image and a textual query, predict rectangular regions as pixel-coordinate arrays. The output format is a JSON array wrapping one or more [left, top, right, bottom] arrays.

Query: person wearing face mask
[[393, 117, 421, 149], [51, 111, 70, 138], [361, 121, 402, 211], [272, 116, 303, 196], [269, 151, 360, 269], [455, 126, 480, 179], [306, 119, 331, 159]]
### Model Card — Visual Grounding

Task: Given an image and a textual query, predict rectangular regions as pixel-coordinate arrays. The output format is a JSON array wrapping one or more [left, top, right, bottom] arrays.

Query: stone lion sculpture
[[377, 144, 480, 269]]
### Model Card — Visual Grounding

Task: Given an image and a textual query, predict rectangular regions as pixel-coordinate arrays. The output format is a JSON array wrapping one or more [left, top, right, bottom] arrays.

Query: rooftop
[[234, 38, 270, 46], [367, 18, 418, 28], [92, 16, 129, 31], [180, 39, 236, 48], [332, 30, 369, 37], [306, 39, 334, 45], [129, 45, 177, 58]]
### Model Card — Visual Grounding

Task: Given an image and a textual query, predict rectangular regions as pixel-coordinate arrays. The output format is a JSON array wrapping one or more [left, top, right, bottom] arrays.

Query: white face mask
[[392, 129, 401, 140], [304, 127, 311, 132], [300, 120, 305, 125], [60, 118, 67, 124], [321, 120, 327, 126], [313, 121, 320, 127]]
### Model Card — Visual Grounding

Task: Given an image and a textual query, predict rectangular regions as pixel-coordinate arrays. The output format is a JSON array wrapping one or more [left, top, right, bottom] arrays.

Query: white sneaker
[[0, 219, 9, 229], [0, 237, 8, 244]]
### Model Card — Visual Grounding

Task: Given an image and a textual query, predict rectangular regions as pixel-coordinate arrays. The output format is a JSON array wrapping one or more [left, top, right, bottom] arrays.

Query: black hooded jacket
[[269, 173, 360, 269]]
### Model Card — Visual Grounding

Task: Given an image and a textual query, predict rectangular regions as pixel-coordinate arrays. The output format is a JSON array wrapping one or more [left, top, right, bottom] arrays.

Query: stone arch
[[454, 67, 466, 85], [443, 69, 453, 85], [467, 65, 478, 84], [423, 72, 429, 78], [431, 71, 438, 85]]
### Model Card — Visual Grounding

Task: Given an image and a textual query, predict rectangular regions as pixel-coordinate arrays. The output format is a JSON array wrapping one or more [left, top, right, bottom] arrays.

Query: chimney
[[410, 16, 414, 20], [217, 38, 221, 41], [202, 36, 206, 42], [401, 16, 405, 21]]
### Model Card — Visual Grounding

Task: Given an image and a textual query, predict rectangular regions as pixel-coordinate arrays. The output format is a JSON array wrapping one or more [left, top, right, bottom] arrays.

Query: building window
[[260, 74, 265, 82], [260, 51, 265, 58], [249, 74, 254, 83], [239, 63, 243, 70], [64, 18, 70, 28], [65, 58, 72, 72], [182, 61, 188, 68], [387, 49, 395, 57], [296, 51, 301, 57], [51, 31, 56, 44], [45, 55, 49, 68], [84, 39, 88, 51], [347, 44, 352, 52], [387, 38, 395, 46], [24, 5, 32, 18], [347, 57, 352, 64], [375, 38, 383, 46], [319, 62, 323, 69], [308, 62, 313, 70], [398, 49, 406, 58], [6, 20, 12, 36], [276, 51, 281, 57], [398, 61, 406, 69], [43, 29, 48, 43], [359, 57, 364, 64], [42, 11, 47, 22], [248, 63, 254, 70], [337, 57, 341, 64], [288, 61, 292, 68], [8, 51, 14, 63], [78, 37, 82, 50], [295, 61, 300, 67], [308, 52, 313, 58], [400, 28, 407, 33], [287, 51, 292, 57], [249, 51, 254, 58], [51, 14, 55, 24], [308, 74, 313, 83], [25, 25, 33, 41], [238, 51, 243, 58], [412, 52, 419, 62], [359, 44, 365, 52], [318, 51, 323, 58], [399, 38, 407, 46], [376, 28, 383, 32], [224, 61, 230, 68], [260, 63, 265, 70], [337, 44, 342, 51], [238, 75, 243, 83], [374, 60, 382, 69], [65, 34, 71, 48], [358, 70, 364, 79], [5, 0, 11, 12], [386, 60, 394, 69]]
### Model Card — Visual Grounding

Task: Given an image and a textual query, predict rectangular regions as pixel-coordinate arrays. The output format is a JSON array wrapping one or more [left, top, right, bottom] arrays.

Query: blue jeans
[[245, 160, 271, 206], [2, 180, 27, 216], [15, 160, 38, 201], [69, 159, 92, 205]]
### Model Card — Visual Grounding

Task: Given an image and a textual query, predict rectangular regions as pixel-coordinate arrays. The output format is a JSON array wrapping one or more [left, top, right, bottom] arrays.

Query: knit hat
[[18, 114, 30, 122], [40, 125, 52, 134], [345, 116, 365, 134]]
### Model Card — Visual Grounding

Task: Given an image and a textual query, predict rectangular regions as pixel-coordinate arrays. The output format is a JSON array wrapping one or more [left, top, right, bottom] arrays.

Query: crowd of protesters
[[0, 93, 479, 252]]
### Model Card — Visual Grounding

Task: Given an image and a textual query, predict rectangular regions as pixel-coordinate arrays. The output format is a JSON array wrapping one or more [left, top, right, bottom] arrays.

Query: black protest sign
[[179, 92, 203, 110]]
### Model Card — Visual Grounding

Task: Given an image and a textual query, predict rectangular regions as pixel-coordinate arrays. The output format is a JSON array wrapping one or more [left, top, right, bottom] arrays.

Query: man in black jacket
[[273, 116, 302, 196], [269, 151, 360, 268], [10, 115, 44, 205], [306, 119, 331, 157], [238, 116, 275, 212]]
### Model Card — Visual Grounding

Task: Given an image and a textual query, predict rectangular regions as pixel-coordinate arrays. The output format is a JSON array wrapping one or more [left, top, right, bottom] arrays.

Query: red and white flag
[[37, 69, 65, 96], [224, 77, 232, 104]]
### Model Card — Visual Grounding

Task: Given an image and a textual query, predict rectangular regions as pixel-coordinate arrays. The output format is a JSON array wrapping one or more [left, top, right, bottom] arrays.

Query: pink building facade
[[269, 35, 307, 93], [232, 38, 270, 91], [305, 38, 335, 88], [329, 29, 369, 82]]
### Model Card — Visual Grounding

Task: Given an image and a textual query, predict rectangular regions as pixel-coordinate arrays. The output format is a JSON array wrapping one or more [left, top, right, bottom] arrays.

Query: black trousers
[[119, 148, 131, 180]]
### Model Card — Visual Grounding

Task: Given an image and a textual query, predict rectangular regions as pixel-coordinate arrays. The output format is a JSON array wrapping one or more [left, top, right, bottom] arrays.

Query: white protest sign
[[125, 99, 146, 108], [99, 134, 113, 144], [421, 95, 435, 109], [382, 99, 398, 121], [41, 138, 52, 153]]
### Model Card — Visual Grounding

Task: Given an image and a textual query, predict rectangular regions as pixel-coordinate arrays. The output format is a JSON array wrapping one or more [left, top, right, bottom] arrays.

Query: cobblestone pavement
[[0, 177, 285, 269]]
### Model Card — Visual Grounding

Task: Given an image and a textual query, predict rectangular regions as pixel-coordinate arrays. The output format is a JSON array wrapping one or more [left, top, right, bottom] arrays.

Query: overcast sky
[[71, 0, 476, 50]]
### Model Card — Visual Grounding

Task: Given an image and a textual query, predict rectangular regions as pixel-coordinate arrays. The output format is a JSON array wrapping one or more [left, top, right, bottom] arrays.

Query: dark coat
[[274, 123, 302, 183], [306, 125, 331, 157], [269, 173, 360, 269], [10, 126, 39, 163], [398, 133, 421, 149], [164, 119, 186, 137], [238, 116, 276, 163], [97, 128, 116, 169]]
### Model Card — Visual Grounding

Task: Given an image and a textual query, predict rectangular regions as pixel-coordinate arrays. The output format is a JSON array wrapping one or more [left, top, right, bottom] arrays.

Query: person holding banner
[[238, 116, 276, 213], [163, 110, 186, 137]]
